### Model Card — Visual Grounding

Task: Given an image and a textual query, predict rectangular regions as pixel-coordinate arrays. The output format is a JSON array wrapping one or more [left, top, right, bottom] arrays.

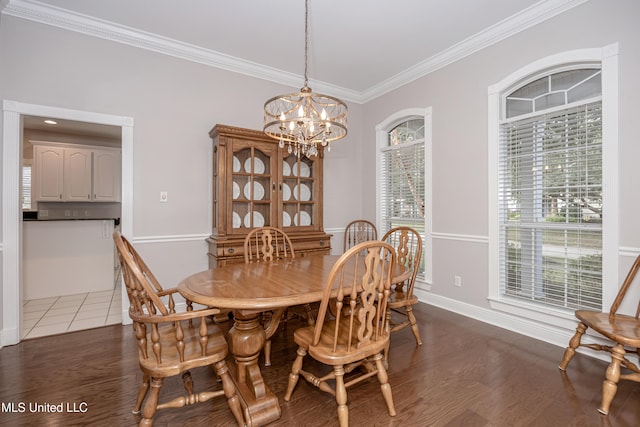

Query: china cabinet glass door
[[281, 153, 319, 230], [230, 142, 277, 233]]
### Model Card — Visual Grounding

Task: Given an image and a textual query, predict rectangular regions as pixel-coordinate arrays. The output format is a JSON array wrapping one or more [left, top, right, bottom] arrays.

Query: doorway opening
[[2, 100, 134, 347]]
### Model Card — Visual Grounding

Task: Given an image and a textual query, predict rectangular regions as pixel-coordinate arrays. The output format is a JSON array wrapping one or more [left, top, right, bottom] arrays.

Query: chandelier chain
[[303, 0, 309, 87]]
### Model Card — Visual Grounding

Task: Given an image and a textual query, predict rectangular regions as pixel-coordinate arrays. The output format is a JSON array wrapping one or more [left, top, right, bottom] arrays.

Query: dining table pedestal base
[[227, 310, 281, 427]]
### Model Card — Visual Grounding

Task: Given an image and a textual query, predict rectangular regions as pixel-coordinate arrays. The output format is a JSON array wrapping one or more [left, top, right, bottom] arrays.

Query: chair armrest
[[157, 287, 180, 297]]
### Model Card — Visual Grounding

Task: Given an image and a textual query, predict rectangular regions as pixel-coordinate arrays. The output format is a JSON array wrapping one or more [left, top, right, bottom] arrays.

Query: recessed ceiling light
[[44, 119, 57, 125]]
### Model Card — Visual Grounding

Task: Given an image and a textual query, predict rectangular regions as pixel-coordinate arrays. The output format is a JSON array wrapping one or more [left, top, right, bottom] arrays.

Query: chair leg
[[284, 346, 306, 401], [381, 341, 391, 371], [133, 373, 150, 414], [374, 354, 396, 417], [383, 307, 392, 365], [334, 365, 349, 427], [406, 307, 422, 346], [140, 377, 163, 427], [264, 339, 272, 367], [214, 360, 246, 427], [559, 322, 587, 370], [599, 344, 626, 415]]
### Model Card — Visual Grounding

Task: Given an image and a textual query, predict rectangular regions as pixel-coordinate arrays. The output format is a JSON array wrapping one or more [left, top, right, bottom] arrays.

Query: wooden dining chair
[[343, 219, 377, 252], [244, 226, 314, 367], [381, 226, 423, 357], [113, 231, 245, 427], [558, 254, 640, 415], [283, 240, 397, 427]]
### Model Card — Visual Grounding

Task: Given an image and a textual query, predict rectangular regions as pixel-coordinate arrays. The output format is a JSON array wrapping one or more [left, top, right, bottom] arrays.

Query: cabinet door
[[64, 148, 92, 201], [281, 153, 323, 232], [34, 145, 64, 201], [229, 140, 278, 234], [93, 149, 121, 201]]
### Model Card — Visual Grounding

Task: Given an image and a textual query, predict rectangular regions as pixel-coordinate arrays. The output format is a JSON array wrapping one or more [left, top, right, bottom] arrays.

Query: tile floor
[[22, 282, 123, 340]]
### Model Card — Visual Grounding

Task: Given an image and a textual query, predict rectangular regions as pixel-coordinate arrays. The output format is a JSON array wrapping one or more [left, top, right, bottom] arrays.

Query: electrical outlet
[[454, 275, 462, 287], [160, 191, 168, 203]]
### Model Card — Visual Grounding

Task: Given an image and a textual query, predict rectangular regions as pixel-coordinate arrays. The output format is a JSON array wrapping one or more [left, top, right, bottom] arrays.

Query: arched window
[[488, 45, 618, 321], [382, 118, 425, 230], [376, 108, 432, 287], [501, 67, 602, 310]]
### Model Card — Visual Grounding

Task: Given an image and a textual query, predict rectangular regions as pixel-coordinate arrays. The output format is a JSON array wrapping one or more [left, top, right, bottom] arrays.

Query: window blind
[[22, 165, 32, 210], [380, 139, 425, 235], [499, 101, 603, 310]]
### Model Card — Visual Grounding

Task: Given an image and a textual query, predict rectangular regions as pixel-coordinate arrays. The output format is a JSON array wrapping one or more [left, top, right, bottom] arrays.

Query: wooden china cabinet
[[207, 124, 332, 267]]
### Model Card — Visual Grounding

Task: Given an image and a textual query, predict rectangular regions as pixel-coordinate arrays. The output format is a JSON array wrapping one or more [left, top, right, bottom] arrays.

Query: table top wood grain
[[178, 254, 408, 311]]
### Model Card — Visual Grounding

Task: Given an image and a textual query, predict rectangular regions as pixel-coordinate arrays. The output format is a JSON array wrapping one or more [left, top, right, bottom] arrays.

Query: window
[[500, 68, 602, 310], [22, 162, 32, 210], [489, 45, 619, 321], [381, 118, 425, 233], [377, 109, 432, 286]]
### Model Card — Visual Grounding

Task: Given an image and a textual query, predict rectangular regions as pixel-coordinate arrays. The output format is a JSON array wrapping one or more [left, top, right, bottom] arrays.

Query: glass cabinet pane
[[231, 147, 273, 230], [282, 154, 316, 228]]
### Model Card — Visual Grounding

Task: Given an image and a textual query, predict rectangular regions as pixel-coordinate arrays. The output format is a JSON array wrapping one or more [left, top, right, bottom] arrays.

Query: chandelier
[[263, 0, 347, 158]]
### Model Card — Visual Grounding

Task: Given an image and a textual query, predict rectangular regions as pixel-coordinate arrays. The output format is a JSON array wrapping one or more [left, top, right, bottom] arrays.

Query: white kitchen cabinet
[[64, 147, 93, 201], [33, 145, 64, 201], [92, 148, 120, 201], [33, 142, 121, 202]]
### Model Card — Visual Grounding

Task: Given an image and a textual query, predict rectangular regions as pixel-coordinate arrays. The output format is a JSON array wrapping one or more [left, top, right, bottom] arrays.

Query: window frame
[[376, 107, 433, 291], [488, 45, 619, 324]]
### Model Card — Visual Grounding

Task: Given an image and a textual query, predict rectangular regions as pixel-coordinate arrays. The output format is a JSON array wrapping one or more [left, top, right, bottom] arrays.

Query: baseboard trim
[[414, 288, 610, 363]]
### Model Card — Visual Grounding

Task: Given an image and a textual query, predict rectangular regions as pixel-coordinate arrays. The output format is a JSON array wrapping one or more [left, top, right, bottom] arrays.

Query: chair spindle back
[[314, 241, 396, 352], [245, 226, 295, 263], [344, 220, 378, 252]]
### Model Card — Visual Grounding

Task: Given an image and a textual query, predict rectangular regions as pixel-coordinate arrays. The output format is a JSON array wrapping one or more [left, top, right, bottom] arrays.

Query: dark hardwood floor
[[1, 303, 638, 426]]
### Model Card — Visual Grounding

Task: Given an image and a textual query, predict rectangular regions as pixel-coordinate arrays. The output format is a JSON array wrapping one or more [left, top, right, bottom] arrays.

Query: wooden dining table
[[178, 253, 408, 427]]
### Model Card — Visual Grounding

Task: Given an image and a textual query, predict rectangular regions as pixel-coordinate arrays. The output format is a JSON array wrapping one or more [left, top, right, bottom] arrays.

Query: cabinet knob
[[228, 247, 235, 254], [319, 240, 325, 247]]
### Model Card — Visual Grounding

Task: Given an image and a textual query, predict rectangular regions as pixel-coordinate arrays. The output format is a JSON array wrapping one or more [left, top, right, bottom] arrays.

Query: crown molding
[[2, 0, 588, 104], [359, 0, 590, 102]]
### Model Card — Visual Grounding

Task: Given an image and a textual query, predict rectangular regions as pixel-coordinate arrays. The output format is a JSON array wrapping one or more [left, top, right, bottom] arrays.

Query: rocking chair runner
[[558, 254, 640, 415], [283, 240, 397, 427], [113, 231, 245, 427]]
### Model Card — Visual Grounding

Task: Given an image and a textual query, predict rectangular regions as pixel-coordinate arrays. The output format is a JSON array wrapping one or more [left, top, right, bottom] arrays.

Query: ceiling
[[22, 115, 121, 140], [2, 0, 587, 103]]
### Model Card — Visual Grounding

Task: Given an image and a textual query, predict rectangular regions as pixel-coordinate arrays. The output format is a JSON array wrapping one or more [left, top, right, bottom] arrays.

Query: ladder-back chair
[[113, 231, 244, 427], [283, 240, 397, 427], [244, 226, 314, 367], [558, 254, 640, 415]]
